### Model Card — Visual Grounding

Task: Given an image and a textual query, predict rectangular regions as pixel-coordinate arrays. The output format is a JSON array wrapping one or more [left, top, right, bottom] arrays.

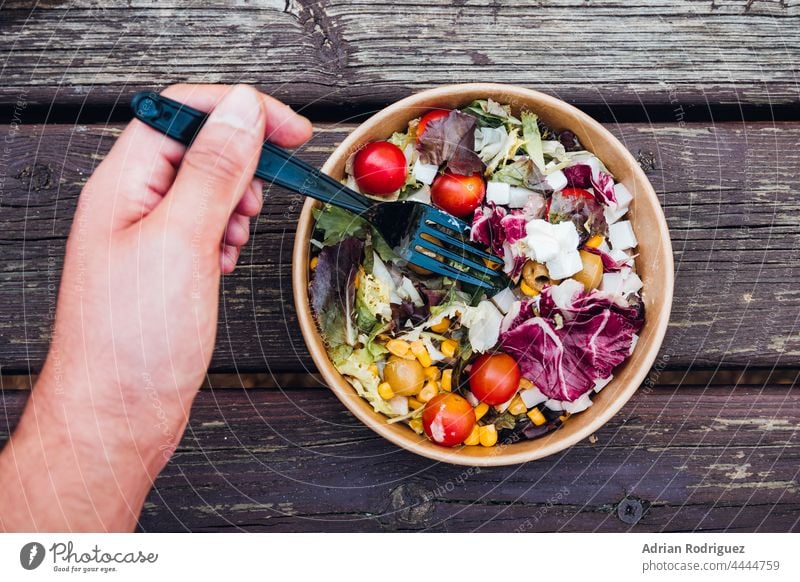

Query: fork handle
[[130, 91, 372, 214]]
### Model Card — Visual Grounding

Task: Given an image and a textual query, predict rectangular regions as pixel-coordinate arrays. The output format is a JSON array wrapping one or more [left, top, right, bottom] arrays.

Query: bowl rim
[[292, 82, 674, 466]]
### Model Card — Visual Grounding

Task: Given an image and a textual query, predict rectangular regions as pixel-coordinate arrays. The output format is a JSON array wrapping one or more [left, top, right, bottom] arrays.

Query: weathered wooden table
[[1, 1, 799, 532]]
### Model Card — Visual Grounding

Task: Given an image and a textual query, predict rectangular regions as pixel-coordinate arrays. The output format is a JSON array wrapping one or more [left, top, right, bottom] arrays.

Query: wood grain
[[1, 385, 797, 532], [1, 1, 798, 110], [2, 121, 800, 373]]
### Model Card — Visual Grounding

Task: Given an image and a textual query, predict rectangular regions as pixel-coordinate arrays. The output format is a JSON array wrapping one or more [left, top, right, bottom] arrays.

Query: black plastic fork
[[130, 91, 510, 292]]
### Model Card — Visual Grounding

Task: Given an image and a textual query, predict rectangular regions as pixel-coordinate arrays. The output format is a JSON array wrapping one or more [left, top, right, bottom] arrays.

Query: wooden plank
[[1, 385, 798, 532], [1, 121, 800, 372], [1, 1, 799, 110]]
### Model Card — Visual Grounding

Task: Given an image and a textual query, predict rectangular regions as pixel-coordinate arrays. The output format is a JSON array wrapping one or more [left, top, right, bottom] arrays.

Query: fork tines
[[407, 206, 508, 291]]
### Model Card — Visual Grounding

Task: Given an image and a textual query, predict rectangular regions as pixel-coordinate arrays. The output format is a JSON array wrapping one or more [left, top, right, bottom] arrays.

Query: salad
[[309, 99, 644, 448]]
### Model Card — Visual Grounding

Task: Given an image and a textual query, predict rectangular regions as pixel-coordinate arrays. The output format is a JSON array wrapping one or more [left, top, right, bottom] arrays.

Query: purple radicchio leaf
[[591, 171, 617, 205], [310, 237, 364, 347], [563, 163, 593, 189], [418, 110, 484, 175], [500, 285, 643, 402], [583, 245, 627, 272]]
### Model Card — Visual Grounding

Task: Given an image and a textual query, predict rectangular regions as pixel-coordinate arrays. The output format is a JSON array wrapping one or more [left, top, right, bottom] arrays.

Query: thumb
[[161, 85, 266, 245]]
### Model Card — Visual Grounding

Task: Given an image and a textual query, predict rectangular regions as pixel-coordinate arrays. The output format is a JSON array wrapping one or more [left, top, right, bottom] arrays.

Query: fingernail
[[208, 85, 263, 134]]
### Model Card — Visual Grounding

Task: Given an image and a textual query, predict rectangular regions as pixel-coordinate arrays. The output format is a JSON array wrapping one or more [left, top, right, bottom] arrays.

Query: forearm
[[0, 361, 188, 532]]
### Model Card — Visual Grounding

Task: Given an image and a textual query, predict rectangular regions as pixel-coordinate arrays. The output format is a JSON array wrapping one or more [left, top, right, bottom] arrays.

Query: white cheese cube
[[601, 272, 626, 294], [605, 205, 627, 225], [608, 220, 638, 251], [543, 169, 567, 192], [486, 181, 510, 205], [490, 287, 516, 314], [412, 160, 439, 185], [613, 183, 633, 208], [552, 220, 580, 250], [563, 393, 593, 414], [605, 183, 633, 224], [544, 398, 564, 412], [508, 186, 533, 208], [608, 249, 631, 265], [546, 249, 583, 280], [520, 387, 548, 408], [623, 272, 643, 294]]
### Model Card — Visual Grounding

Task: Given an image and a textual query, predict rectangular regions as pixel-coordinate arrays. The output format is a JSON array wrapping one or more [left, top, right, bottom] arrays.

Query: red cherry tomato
[[430, 171, 486, 218], [352, 141, 408, 196], [469, 353, 521, 405], [561, 187, 594, 201], [422, 393, 476, 447], [416, 109, 451, 142]]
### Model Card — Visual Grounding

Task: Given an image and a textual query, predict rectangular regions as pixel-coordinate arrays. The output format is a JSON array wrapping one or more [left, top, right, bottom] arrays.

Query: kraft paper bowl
[[292, 83, 673, 466]]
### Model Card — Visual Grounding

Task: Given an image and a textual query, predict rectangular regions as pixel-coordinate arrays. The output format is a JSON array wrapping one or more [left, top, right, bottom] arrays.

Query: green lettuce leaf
[[313, 205, 395, 261], [522, 111, 545, 172], [463, 99, 521, 129], [336, 348, 394, 415]]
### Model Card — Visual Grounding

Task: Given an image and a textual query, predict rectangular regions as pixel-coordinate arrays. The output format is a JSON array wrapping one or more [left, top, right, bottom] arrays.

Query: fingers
[[224, 213, 250, 248], [159, 85, 267, 246], [235, 178, 264, 217], [162, 84, 313, 148], [220, 244, 240, 274], [79, 84, 310, 235]]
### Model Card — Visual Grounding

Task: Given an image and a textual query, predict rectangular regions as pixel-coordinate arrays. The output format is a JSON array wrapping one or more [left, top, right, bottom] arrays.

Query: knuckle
[[182, 137, 251, 183]]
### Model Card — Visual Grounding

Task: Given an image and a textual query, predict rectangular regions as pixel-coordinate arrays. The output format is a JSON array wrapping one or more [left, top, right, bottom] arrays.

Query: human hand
[[0, 84, 311, 531]]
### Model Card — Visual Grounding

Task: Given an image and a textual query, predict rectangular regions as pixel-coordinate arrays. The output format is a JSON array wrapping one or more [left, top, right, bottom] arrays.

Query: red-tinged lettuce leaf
[[583, 245, 626, 272], [500, 285, 644, 401], [563, 163, 593, 189], [548, 189, 608, 240], [310, 237, 364, 350], [418, 110, 484, 175], [591, 171, 617, 205]]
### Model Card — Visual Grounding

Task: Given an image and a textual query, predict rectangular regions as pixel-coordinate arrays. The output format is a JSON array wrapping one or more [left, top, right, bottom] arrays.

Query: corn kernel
[[430, 317, 451, 333], [441, 369, 453, 391], [309, 256, 319, 270], [441, 339, 458, 358], [586, 235, 605, 248], [378, 382, 394, 400], [369, 363, 380, 377], [408, 397, 424, 410], [559, 414, 569, 422], [354, 271, 361, 290], [474, 402, 489, 421], [508, 395, 527, 416], [483, 258, 502, 269], [386, 339, 410, 358], [418, 381, 438, 403], [410, 340, 432, 368], [409, 418, 423, 433], [520, 280, 539, 297], [424, 366, 441, 382], [518, 377, 534, 390], [464, 424, 480, 446], [479, 424, 498, 447], [527, 408, 546, 426]]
